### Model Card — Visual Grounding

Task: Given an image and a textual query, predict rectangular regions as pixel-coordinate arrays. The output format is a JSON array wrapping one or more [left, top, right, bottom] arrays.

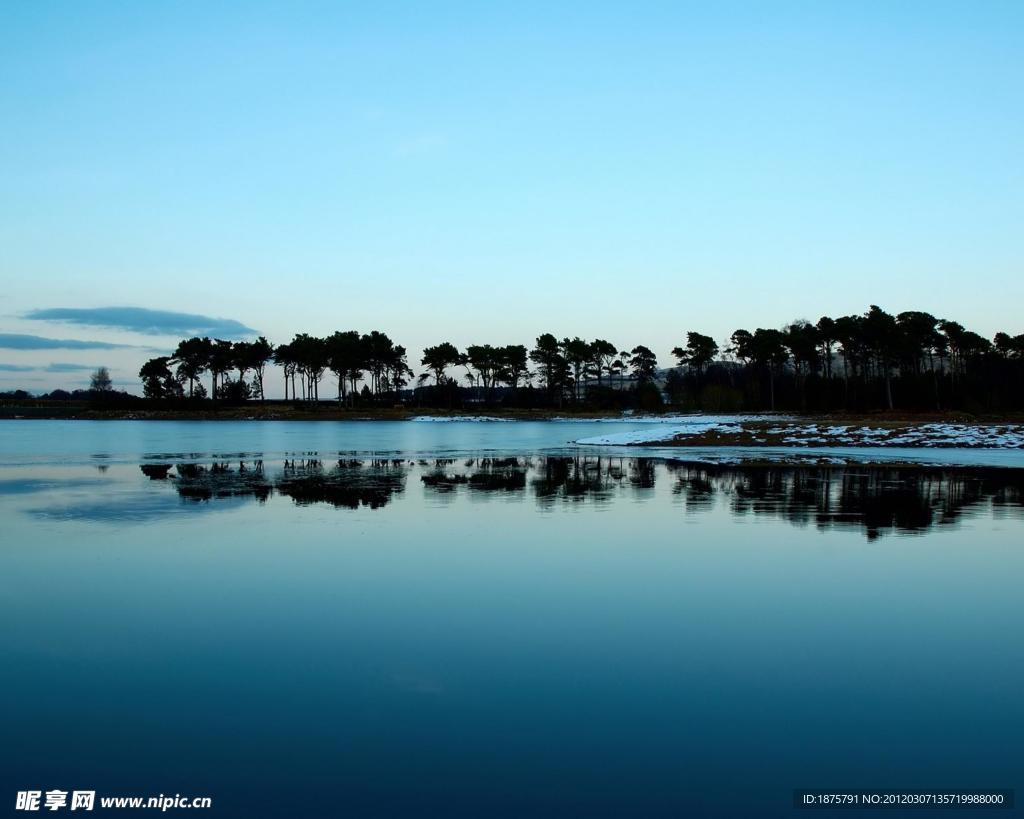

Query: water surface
[[1, 421, 1022, 817]]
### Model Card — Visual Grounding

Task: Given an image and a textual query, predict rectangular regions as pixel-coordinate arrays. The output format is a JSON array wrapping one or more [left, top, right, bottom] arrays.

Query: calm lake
[[2, 420, 1022, 817]]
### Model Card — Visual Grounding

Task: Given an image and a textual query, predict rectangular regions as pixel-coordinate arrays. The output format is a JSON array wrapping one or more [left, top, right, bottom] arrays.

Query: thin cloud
[[45, 362, 103, 373], [24, 306, 257, 339], [0, 334, 133, 350], [0, 363, 36, 372]]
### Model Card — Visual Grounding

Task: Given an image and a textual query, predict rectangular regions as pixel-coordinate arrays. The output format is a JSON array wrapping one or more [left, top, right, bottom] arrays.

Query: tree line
[[135, 305, 1024, 412], [667, 306, 1024, 412]]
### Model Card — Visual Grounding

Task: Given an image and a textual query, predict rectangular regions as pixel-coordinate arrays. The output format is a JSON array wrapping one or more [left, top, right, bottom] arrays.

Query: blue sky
[[1, 1, 1021, 392]]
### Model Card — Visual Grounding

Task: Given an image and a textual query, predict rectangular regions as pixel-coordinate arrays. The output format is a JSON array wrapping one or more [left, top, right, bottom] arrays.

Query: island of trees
[[4, 305, 1023, 414]]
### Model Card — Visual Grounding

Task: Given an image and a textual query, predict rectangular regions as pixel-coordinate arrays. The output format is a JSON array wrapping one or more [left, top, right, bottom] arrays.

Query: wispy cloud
[[0, 334, 133, 350], [0, 363, 36, 372], [45, 362, 102, 373], [24, 307, 257, 339]]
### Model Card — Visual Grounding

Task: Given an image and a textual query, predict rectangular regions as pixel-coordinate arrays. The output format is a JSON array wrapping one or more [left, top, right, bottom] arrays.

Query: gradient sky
[[1, 0, 1021, 393]]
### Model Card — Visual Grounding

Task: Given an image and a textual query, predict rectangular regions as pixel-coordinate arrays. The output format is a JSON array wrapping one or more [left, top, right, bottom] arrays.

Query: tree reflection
[[666, 462, 1024, 540], [276, 458, 407, 509], [140, 457, 1024, 538], [422, 457, 527, 494], [172, 460, 272, 503], [139, 463, 173, 480], [531, 456, 636, 505]]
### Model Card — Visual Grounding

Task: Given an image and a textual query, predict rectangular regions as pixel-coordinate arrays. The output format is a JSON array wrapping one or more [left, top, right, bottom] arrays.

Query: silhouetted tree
[[273, 341, 298, 400], [816, 316, 837, 378], [131, 303, 1024, 413], [560, 337, 592, 402], [90, 366, 113, 392], [363, 330, 401, 396], [501, 345, 529, 391], [383, 344, 413, 398], [628, 345, 658, 383], [289, 334, 329, 401], [589, 339, 618, 387], [834, 314, 865, 404], [324, 331, 364, 402], [530, 334, 566, 404], [466, 344, 503, 402], [421, 342, 462, 387], [784, 322, 819, 410], [208, 339, 235, 399], [750, 329, 788, 411], [171, 337, 210, 398], [729, 330, 754, 365], [993, 332, 1018, 358], [235, 336, 274, 401], [672, 332, 719, 375], [139, 357, 180, 399], [863, 306, 899, 410], [610, 357, 626, 390]]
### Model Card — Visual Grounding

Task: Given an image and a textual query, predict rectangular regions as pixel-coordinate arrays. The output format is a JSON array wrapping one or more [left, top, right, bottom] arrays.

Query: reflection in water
[[123, 456, 1024, 539], [672, 463, 1024, 540], [143, 458, 408, 510], [139, 463, 173, 480], [6, 431, 1024, 819], [532, 456, 624, 504], [422, 457, 527, 494], [174, 461, 273, 503], [276, 458, 407, 509]]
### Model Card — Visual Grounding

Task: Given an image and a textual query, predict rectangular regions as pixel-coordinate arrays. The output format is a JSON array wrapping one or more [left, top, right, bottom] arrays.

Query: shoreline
[[2, 408, 1023, 469], [2, 403, 1023, 424], [2, 406, 1024, 458], [0, 404, 640, 422]]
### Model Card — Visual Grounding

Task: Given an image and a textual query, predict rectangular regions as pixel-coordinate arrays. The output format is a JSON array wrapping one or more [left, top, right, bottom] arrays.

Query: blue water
[[3, 418, 1023, 468], [1, 420, 1022, 817], [0, 418, 611, 464]]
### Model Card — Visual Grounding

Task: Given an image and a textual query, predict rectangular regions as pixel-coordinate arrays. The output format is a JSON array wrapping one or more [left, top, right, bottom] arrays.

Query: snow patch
[[554, 413, 783, 425], [576, 419, 1024, 450], [576, 421, 744, 446], [772, 422, 1024, 449], [409, 415, 514, 423]]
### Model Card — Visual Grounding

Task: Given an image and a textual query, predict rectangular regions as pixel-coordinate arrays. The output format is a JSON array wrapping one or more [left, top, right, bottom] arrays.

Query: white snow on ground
[[409, 415, 514, 422], [577, 420, 1024, 449], [767, 422, 1024, 448], [409, 414, 1024, 450], [574, 418, 752, 445], [633, 447, 1024, 469], [410, 412, 783, 426], [576, 424, 746, 446], [553, 413, 782, 424]]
